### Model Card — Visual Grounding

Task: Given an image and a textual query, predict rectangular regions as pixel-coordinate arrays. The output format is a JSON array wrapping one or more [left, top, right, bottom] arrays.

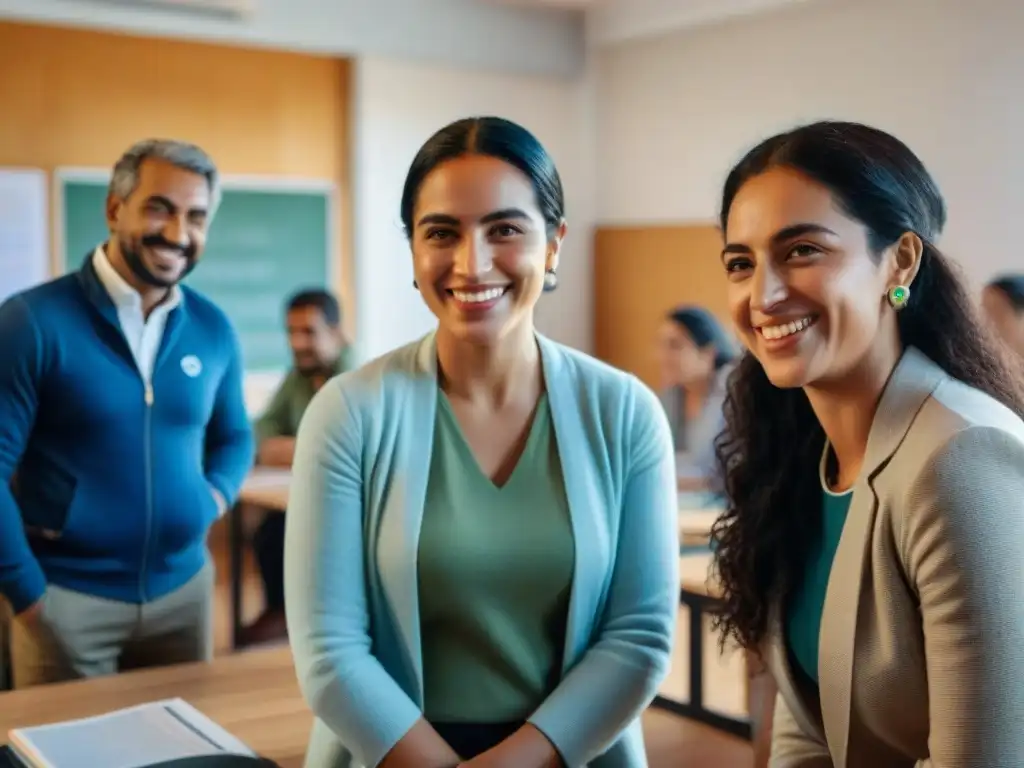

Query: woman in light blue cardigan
[[284, 117, 678, 768]]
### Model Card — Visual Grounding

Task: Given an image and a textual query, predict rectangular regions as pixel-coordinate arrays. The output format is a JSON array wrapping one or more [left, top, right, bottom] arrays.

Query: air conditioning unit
[[84, 0, 254, 18]]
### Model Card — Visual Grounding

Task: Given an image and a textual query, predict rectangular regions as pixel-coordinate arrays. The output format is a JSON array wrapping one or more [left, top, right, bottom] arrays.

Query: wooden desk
[[239, 468, 292, 510], [230, 469, 292, 650], [677, 509, 721, 546], [0, 650, 310, 768], [653, 552, 753, 741], [678, 552, 715, 594]]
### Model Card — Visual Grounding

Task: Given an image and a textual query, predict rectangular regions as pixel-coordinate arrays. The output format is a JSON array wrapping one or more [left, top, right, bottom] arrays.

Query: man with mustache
[[0, 139, 254, 688], [240, 288, 352, 646]]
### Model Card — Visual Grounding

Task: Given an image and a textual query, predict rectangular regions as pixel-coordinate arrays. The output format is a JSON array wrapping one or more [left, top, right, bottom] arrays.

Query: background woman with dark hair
[[655, 305, 736, 495], [982, 274, 1024, 358], [710, 120, 1024, 765], [284, 117, 677, 767]]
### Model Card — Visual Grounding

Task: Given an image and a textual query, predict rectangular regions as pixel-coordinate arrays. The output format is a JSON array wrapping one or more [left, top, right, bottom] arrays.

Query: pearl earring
[[543, 268, 558, 292]]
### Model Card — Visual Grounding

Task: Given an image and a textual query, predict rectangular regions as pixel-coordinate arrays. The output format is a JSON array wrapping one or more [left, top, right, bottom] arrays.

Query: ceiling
[[481, 0, 598, 6], [482, 0, 820, 45]]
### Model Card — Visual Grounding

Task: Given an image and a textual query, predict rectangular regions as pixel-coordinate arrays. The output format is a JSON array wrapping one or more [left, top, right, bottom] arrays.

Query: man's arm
[[0, 297, 47, 614], [255, 350, 356, 468], [257, 436, 296, 468], [204, 324, 255, 509], [254, 371, 302, 467]]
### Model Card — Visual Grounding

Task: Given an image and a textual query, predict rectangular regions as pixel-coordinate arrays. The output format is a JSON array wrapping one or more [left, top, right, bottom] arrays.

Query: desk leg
[[688, 597, 703, 710], [652, 589, 752, 741], [229, 502, 245, 651]]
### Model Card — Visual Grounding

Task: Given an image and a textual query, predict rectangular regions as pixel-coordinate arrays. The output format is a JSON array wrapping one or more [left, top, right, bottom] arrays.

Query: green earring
[[888, 284, 910, 310]]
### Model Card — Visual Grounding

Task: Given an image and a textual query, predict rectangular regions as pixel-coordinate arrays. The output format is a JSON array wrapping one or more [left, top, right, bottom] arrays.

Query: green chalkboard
[[59, 175, 332, 372]]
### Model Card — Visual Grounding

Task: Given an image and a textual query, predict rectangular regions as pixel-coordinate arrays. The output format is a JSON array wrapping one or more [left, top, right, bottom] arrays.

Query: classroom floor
[[206, 518, 753, 768]]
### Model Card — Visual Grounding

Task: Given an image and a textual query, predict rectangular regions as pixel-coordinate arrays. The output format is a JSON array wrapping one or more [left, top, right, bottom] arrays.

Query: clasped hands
[[454, 725, 563, 768]]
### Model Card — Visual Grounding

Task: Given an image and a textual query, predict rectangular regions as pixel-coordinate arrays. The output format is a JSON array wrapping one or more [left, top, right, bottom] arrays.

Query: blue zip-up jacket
[[0, 255, 255, 614]]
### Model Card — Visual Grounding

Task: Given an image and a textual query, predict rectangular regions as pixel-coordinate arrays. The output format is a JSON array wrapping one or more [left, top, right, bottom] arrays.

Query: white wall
[[0, 0, 584, 77], [585, 0, 816, 46], [352, 55, 595, 361], [595, 0, 1024, 286]]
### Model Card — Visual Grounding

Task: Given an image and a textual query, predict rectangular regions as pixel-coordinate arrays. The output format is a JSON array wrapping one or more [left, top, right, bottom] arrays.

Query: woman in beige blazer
[[709, 120, 1024, 767]]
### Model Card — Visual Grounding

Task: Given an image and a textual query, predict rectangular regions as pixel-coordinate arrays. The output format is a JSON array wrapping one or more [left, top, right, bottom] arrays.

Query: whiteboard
[[0, 168, 49, 305]]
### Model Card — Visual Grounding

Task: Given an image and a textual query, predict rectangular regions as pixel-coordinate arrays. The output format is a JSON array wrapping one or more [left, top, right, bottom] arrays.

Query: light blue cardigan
[[284, 332, 679, 768]]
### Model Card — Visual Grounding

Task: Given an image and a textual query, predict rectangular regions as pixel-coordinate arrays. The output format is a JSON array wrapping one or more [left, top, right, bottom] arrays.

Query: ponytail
[[899, 241, 1024, 416]]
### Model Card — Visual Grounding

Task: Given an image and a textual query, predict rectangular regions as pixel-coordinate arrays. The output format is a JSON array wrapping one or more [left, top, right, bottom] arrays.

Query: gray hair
[[109, 138, 222, 217]]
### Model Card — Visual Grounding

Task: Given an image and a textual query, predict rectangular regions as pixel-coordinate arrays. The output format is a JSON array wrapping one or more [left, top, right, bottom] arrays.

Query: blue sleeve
[[0, 297, 48, 613], [203, 323, 254, 505], [529, 378, 679, 766], [284, 383, 423, 768]]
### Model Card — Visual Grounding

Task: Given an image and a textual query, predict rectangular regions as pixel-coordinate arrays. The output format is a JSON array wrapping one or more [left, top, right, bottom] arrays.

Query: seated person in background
[[982, 274, 1024, 359], [0, 139, 253, 687], [655, 305, 736, 495], [241, 288, 352, 646]]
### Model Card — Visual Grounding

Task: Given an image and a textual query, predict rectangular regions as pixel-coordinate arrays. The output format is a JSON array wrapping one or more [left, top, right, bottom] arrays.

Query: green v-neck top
[[785, 442, 852, 686], [417, 391, 576, 723]]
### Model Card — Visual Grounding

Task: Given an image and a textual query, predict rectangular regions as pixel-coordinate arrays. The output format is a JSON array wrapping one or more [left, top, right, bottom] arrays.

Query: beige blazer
[[767, 347, 1024, 768]]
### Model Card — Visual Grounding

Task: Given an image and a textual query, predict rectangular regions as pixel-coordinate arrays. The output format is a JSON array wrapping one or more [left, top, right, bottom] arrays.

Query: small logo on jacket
[[180, 355, 203, 378]]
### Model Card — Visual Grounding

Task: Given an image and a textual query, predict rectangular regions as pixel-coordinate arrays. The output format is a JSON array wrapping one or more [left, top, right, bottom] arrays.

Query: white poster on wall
[[0, 168, 49, 305]]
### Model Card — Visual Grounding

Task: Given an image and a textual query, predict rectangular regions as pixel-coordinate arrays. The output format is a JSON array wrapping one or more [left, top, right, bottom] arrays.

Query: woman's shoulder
[[299, 335, 429, 429], [881, 370, 1024, 553], [905, 374, 1024, 468], [878, 348, 1024, 476], [859, 368, 1024, 605], [331, 336, 427, 392], [540, 337, 671, 458], [540, 336, 660, 410]]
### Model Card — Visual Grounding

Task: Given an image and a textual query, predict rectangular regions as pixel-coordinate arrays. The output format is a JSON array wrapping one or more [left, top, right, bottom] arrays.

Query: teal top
[[785, 446, 853, 685], [418, 392, 576, 723]]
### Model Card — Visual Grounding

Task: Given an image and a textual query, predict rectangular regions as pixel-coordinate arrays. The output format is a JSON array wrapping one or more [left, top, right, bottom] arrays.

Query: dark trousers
[[252, 510, 286, 611], [431, 722, 523, 760]]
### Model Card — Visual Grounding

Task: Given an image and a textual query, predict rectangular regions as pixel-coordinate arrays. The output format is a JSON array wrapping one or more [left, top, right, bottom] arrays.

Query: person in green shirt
[[241, 288, 353, 645]]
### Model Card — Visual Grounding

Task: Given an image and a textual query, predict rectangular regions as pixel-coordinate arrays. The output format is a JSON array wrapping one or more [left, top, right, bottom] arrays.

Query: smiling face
[[722, 166, 913, 389], [287, 305, 344, 376], [656, 320, 716, 389], [106, 157, 212, 289], [411, 153, 564, 346]]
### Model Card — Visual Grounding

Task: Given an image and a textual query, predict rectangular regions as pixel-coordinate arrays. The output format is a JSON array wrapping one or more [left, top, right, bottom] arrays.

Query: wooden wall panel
[[0, 22, 353, 331], [593, 224, 731, 389]]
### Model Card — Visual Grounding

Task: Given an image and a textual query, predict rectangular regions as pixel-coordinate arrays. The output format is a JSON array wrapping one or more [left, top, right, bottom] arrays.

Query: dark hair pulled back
[[399, 116, 564, 240]]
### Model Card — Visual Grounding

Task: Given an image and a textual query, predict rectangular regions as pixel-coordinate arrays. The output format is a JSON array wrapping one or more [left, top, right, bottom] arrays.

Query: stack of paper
[[8, 698, 257, 768]]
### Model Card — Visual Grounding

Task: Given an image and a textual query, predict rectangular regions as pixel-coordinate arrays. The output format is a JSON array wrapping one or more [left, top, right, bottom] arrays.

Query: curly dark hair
[[709, 120, 1024, 655]]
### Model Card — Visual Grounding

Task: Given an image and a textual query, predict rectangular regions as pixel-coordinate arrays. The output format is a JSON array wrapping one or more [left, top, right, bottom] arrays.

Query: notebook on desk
[[6, 698, 266, 768]]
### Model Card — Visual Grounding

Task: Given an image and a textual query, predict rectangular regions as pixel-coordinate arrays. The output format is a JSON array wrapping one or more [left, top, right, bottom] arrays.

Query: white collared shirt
[[91, 245, 182, 385]]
